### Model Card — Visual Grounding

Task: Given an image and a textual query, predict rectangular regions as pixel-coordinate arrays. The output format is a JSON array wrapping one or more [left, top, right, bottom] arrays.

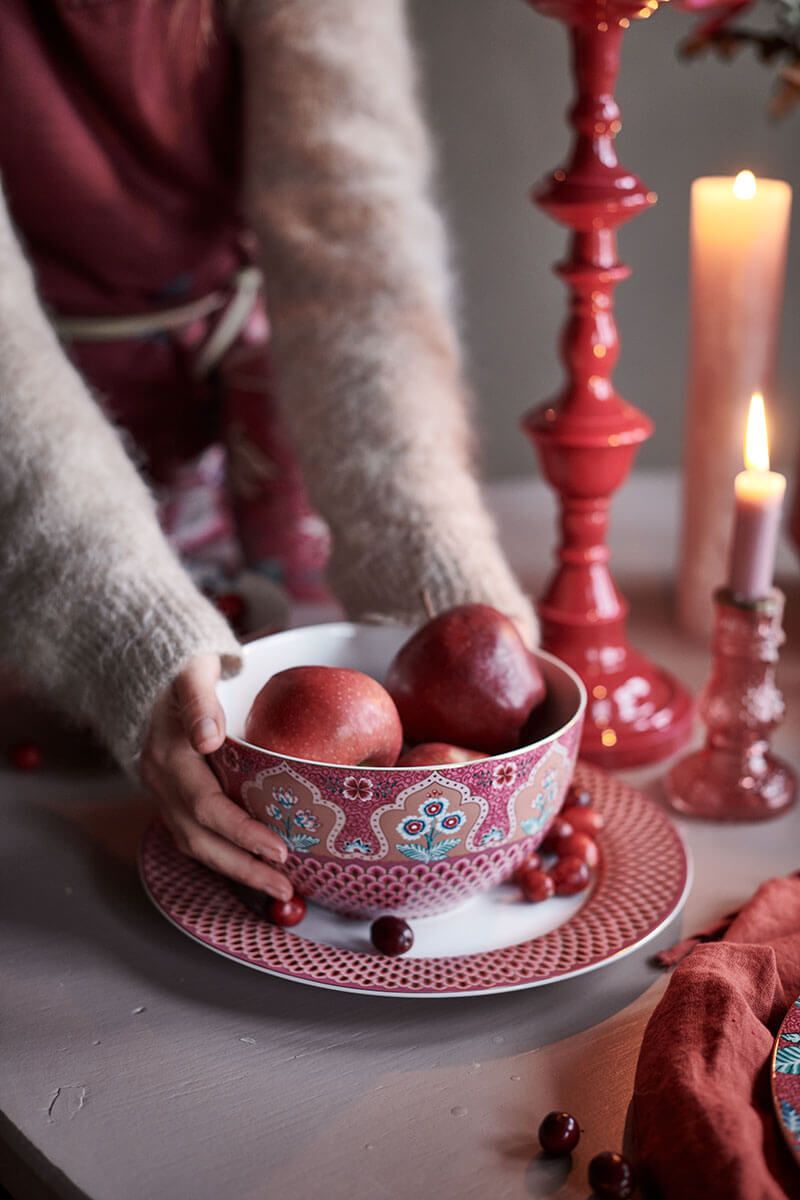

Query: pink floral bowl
[[210, 622, 586, 918]]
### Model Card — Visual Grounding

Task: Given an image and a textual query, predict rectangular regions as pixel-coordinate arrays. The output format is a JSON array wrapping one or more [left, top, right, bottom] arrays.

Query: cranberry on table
[[265, 894, 307, 927], [371, 916, 414, 956], [550, 855, 591, 896], [538, 1110, 581, 1156], [588, 1151, 635, 1199], [540, 815, 575, 854], [8, 741, 43, 771], [519, 866, 556, 903], [567, 806, 605, 836], [557, 832, 600, 868]]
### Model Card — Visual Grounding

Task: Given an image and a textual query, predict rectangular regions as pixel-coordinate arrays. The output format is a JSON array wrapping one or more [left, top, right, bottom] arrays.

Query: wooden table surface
[[3, 471, 799, 1200]]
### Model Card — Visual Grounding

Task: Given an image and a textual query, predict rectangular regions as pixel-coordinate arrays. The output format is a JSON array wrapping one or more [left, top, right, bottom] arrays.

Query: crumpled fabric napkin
[[630, 874, 800, 1200]]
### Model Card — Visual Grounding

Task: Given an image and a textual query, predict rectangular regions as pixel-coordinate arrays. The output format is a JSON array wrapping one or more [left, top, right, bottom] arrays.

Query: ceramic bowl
[[211, 622, 586, 918]]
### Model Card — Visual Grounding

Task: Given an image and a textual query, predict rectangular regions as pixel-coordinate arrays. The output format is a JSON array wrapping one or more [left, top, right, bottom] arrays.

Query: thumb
[[172, 654, 226, 754]]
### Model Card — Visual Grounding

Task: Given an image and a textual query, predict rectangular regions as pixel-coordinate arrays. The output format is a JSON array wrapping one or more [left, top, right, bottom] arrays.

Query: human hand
[[140, 654, 291, 900]]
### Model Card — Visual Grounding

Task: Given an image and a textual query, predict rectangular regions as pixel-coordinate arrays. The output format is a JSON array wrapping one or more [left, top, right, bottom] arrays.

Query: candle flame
[[744, 392, 770, 472], [733, 170, 757, 200]]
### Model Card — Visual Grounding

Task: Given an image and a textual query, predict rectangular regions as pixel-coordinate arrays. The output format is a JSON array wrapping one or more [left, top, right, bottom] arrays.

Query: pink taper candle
[[678, 171, 791, 636], [728, 393, 786, 599]]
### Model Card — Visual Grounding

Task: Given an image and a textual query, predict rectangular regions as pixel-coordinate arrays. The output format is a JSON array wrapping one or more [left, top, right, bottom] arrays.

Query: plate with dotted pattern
[[139, 764, 690, 998]]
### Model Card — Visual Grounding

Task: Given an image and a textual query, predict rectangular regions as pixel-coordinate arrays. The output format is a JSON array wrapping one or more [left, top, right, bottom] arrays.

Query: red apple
[[244, 666, 402, 766], [396, 742, 484, 767], [386, 604, 546, 755]]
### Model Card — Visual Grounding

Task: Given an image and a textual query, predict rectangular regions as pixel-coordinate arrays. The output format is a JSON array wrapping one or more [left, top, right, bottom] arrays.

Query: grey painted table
[[3, 472, 800, 1200]]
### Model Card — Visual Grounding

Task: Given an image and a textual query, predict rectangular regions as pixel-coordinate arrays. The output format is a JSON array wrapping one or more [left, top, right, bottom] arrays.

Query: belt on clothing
[[52, 266, 263, 378]]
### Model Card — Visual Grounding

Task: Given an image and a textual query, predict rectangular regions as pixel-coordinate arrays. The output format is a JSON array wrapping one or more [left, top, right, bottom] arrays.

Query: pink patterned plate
[[139, 765, 690, 998], [772, 996, 800, 1163]]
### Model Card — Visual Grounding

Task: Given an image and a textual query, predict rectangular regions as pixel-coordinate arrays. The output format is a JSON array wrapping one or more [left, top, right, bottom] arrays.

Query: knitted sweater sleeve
[[0, 186, 241, 771], [232, 0, 537, 637]]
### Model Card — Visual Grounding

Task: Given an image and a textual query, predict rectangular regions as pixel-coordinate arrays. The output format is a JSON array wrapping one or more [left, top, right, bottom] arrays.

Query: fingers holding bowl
[[164, 806, 292, 901]]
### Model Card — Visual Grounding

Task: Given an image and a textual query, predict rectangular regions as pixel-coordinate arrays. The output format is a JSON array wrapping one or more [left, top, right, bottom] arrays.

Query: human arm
[[231, 0, 537, 638], [0, 185, 289, 896]]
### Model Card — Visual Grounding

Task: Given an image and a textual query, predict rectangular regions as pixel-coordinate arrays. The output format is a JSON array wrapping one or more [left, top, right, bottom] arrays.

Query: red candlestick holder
[[666, 588, 796, 821], [522, 0, 693, 768]]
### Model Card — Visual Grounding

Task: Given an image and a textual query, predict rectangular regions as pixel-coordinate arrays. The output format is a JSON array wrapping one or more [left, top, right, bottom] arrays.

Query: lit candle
[[678, 171, 792, 635], [728, 393, 786, 600]]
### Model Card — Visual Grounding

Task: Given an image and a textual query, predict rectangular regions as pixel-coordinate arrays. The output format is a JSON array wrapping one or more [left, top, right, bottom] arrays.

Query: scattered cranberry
[[538, 1110, 581, 1156], [550, 855, 591, 896], [564, 787, 593, 809], [512, 852, 543, 884], [233, 883, 304, 925], [520, 866, 556, 903], [265, 894, 307, 927], [588, 1151, 635, 1199], [557, 832, 600, 868], [371, 916, 414, 956], [540, 815, 575, 855], [214, 591, 247, 633], [8, 741, 42, 771], [567, 807, 605, 836]]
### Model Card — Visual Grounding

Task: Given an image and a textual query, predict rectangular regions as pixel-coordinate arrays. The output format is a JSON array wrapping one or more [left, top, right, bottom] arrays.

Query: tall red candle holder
[[522, 0, 693, 768]]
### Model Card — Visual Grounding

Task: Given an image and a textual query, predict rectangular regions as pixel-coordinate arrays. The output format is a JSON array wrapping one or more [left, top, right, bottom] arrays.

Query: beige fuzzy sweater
[[0, 0, 534, 771]]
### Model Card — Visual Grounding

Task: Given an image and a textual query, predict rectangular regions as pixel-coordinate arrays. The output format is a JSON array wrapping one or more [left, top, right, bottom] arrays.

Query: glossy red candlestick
[[522, 0, 692, 767]]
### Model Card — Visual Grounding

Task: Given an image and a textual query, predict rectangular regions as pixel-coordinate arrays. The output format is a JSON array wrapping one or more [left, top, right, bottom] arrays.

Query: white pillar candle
[[678, 171, 791, 635]]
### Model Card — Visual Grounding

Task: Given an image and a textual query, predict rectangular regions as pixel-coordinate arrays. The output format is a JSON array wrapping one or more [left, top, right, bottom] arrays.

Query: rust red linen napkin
[[630, 875, 800, 1199]]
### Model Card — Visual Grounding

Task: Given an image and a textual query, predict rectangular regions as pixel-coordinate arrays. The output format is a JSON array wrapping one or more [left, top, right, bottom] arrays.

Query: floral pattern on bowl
[[210, 622, 586, 918]]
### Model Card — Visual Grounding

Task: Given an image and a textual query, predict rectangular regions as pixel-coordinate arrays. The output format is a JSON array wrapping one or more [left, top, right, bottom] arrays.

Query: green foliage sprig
[[681, 0, 800, 116]]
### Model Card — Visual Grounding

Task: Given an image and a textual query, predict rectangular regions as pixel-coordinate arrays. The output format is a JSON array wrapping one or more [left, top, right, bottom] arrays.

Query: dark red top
[[0, 0, 257, 477], [0, 0, 246, 316]]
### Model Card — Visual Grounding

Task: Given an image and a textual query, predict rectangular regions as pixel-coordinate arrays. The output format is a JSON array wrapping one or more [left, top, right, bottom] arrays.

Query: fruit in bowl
[[396, 743, 483, 767], [211, 617, 585, 919], [386, 604, 546, 755], [245, 666, 403, 767]]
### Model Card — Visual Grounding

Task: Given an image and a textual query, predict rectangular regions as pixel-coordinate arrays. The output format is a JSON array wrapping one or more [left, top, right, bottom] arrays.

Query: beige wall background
[[409, 0, 800, 479]]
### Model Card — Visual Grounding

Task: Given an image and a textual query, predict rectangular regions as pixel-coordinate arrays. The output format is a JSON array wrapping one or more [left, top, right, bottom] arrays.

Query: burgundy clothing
[[0, 0, 330, 597], [0, 0, 244, 316], [0, 0, 246, 477]]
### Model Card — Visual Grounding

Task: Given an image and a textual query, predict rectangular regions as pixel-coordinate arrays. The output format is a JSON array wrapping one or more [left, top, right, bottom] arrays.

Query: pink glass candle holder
[[665, 587, 796, 821]]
